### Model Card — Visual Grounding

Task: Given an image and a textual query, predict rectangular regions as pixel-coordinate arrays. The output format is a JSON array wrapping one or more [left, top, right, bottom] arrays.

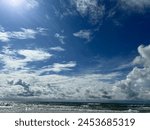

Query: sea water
[[0, 101, 150, 113]]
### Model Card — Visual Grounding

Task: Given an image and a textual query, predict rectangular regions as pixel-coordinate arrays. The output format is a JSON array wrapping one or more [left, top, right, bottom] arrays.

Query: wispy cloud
[[55, 33, 66, 44], [25, 0, 39, 9], [50, 46, 65, 52], [0, 46, 52, 70], [73, 29, 92, 42], [113, 63, 133, 71], [0, 0, 39, 10], [120, 0, 150, 12], [0, 25, 4, 32], [73, 0, 105, 24], [53, 1, 76, 19], [40, 61, 77, 73], [0, 27, 46, 42]]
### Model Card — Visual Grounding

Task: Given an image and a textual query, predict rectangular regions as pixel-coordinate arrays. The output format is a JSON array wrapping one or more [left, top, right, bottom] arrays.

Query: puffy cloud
[[55, 33, 66, 44], [73, 29, 92, 42], [73, 0, 105, 24], [50, 46, 65, 52], [0, 27, 46, 42], [137, 45, 150, 66], [116, 44, 150, 100]]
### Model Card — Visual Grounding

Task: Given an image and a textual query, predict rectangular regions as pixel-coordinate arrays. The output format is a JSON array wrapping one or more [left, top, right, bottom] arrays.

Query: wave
[[0, 101, 149, 113]]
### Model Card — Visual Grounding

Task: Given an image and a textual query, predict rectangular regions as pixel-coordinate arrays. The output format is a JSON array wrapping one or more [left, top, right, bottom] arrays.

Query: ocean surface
[[0, 101, 150, 113]]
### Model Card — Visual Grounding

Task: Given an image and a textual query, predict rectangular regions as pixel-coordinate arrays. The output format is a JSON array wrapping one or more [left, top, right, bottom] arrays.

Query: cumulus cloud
[[73, 29, 92, 42], [50, 46, 65, 52], [0, 27, 46, 42], [73, 0, 105, 24], [55, 33, 66, 44], [120, 0, 150, 12], [116, 44, 150, 100]]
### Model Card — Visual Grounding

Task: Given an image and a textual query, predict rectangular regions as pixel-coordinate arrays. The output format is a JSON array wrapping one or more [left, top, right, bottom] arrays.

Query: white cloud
[[73, 0, 105, 24], [52, 0, 77, 19], [51, 62, 77, 72], [0, 56, 26, 71], [73, 29, 92, 41], [116, 44, 150, 100], [18, 49, 52, 62], [25, 0, 39, 9], [55, 33, 65, 44], [0, 47, 52, 70], [50, 46, 65, 52], [120, 0, 150, 11], [0, 27, 46, 42], [40, 61, 77, 73], [11, 28, 38, 39], [137, 45, 150, 66], [1, 44, 150, 101], [0, 72, 120, 100], [0, 32, 10, 42]]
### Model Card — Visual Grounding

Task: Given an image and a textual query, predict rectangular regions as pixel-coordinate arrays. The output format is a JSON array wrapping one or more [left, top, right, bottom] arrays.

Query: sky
[[0, 0, 150, 101]]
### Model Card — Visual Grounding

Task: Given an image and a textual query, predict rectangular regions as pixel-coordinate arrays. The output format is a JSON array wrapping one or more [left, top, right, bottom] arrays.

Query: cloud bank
[[0, 72, 120, 100], [0, 44, 150, 100]]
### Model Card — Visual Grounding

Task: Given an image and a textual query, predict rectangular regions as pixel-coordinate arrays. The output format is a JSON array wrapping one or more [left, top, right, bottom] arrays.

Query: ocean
[[0, 101, 150, 113]]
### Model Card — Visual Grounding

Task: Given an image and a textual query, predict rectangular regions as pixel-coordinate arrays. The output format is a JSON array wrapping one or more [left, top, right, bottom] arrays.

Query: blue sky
[[0, 0, 150, 101]]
